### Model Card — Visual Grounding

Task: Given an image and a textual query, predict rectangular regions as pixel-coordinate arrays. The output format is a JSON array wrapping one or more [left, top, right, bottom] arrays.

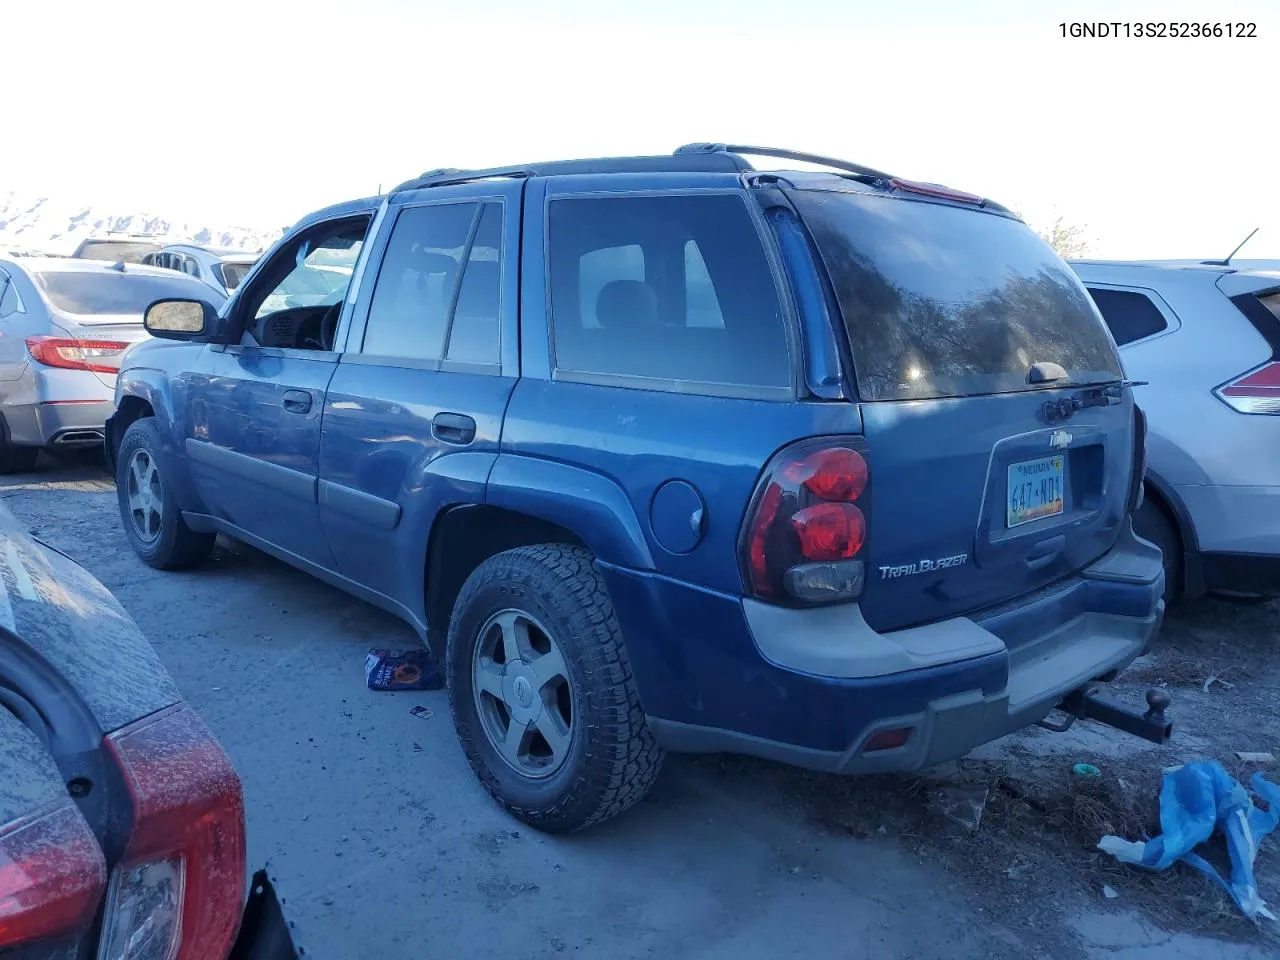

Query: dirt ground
[[4, 454, 1278, 960]]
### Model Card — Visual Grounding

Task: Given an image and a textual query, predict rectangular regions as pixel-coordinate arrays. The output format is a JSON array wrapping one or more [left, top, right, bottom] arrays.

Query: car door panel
[[317, 182, 522, 624], [180, 210, 375, 568], [184, 344, 338, 564]]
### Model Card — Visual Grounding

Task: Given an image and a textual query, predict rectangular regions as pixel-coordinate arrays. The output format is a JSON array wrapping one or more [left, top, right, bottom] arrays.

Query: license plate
[[1007, 456, 1065, 527]]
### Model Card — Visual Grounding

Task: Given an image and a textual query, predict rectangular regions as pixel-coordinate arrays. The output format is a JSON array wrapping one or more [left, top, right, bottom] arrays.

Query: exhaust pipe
[[52, 429, 105, 446], [1039, 686, 1173, 744]]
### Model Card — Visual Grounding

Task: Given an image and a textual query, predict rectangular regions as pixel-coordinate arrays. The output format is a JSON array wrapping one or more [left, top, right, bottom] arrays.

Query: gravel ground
[[4, 455, 1277, 960]]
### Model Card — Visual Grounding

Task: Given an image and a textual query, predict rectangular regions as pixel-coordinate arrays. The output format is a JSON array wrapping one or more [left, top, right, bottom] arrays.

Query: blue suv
[[107, 145, 1166, 832]]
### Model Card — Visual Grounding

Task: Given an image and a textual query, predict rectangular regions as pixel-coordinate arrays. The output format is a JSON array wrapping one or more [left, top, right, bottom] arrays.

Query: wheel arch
[[423, 504, 588, 652], [1142, 468, 1203, 597]]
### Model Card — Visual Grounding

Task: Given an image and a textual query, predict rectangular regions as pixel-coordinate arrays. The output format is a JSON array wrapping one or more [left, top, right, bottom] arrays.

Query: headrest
[[595, 279, 658, 330]]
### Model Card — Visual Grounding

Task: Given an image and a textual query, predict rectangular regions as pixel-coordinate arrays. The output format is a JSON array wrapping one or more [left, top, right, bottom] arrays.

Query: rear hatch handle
[[1025, 535, 1066, 570]]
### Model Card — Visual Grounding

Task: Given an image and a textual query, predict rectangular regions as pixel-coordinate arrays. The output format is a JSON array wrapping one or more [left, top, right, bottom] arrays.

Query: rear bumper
[[3, 367, 114, 447], [606, 519, 1164, 774]]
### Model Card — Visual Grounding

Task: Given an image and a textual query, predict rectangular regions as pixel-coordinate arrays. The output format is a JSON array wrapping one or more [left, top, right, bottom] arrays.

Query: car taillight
[[1215, 360, 1280, 414], [26, 336, 129, 374], [742, 440, 869, 604], [1128, 404, 1148, 513], [0, 801, 107, 948], [100, 703, 246, 960]]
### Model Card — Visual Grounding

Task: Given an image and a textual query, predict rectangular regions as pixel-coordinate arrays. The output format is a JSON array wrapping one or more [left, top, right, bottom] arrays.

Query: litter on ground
[[1097, 760, 1280, 921], [365, 648, 442, 691]]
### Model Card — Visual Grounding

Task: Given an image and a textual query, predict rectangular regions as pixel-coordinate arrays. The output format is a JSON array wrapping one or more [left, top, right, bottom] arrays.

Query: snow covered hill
[[0, 192, 285, 256]]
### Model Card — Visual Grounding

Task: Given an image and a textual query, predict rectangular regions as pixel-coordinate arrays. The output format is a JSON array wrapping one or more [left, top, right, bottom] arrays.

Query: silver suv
[[141, 243, 260, 297], [1071, 258, 1280, 600]]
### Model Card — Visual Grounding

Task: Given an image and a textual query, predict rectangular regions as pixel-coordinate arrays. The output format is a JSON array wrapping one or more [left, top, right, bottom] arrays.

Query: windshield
[[74, 240, 159, 263], [36, 270, 208, 316], [792, 189, 1123, 401], [216, 261, 254, 290]]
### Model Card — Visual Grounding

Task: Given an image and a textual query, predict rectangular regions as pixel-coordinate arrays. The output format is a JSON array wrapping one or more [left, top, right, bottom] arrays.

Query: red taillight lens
[[0, 801, 107, 948], [102, 703, 246, 960], [788, 447, 868, 502], [1216, 361, 1280, 414], [743, 441, 870, 604], [25, 336, 129, 374], [791, 503, 866, 560]]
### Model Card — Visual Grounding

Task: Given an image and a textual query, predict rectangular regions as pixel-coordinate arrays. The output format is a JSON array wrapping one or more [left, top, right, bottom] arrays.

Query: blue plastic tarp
[[1098, 760, 1280, 920]]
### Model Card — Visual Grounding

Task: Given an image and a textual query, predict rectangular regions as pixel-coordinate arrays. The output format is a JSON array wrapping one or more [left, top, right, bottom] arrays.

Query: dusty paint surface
[[0, 707, 65, 825], [0, 500, 180, 734], [3, 461, 1273, 960]]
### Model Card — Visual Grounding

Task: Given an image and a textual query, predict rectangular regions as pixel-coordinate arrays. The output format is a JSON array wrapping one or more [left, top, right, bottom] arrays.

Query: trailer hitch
[[1038, 686, 1173, 744]]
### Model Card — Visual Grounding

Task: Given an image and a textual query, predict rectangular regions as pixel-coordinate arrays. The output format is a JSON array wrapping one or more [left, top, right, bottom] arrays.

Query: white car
[[1071, 258, 1280, 601]]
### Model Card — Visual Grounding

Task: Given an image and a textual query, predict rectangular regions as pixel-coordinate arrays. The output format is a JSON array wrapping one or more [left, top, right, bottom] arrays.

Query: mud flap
[[229, 870, 302, 960]]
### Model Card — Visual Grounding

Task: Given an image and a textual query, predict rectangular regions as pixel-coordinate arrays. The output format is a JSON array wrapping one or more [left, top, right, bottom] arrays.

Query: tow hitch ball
[[1038, 686, 1173, 744]]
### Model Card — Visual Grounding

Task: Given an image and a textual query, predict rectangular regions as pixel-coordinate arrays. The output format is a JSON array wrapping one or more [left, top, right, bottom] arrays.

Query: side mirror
[[143, 299, 216, 340]]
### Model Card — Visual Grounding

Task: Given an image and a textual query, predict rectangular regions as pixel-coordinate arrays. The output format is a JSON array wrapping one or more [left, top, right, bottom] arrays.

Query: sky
[[4, 0, 1278, 260]]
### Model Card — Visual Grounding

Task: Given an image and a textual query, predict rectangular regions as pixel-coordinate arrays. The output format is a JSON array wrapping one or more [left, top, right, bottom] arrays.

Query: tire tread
[[447, 544, 663, 832]]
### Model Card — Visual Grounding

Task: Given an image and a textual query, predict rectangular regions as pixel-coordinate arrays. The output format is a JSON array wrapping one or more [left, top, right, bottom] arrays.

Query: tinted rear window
[[35, 271, 206, 315], [1085, 288, 1169, 345], [548, 193, 791, 391], [793, 190, 1122, 401]]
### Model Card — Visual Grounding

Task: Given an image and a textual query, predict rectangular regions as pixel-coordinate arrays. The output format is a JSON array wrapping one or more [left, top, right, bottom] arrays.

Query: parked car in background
[[72, 233, 163, 263], [0, 501, 299, 958], [142, 243, 261, 298], [1073, 259, 1280, 601], [109, 145, 1163, 833], [0, 256, 226, 472]]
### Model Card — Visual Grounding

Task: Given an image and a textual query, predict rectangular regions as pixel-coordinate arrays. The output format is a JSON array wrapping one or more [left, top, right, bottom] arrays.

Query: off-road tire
[[446, 544, 664, 832], [116, 417, 215, 569]]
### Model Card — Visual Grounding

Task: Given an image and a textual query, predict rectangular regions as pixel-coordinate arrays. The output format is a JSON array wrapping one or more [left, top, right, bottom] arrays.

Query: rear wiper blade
[[1042, 380, 1147, 423]]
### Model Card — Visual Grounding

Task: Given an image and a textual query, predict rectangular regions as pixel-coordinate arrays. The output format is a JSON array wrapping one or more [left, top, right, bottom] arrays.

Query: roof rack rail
[[391, 152, 754, 194], [673, 143, 895, 181], [391, 167, 533, 193]]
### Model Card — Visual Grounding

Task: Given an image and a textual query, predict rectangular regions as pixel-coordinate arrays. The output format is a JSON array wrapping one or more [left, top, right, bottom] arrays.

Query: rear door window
[[791, 189, 1123, 401], [548, 193, 791, 391], [445, 202, 503, 365], [1085, 287, 1169, 345]]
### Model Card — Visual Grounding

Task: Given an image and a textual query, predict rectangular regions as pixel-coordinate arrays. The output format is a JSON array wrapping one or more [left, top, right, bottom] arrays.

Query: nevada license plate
[[1007, 456, 1065, 527]]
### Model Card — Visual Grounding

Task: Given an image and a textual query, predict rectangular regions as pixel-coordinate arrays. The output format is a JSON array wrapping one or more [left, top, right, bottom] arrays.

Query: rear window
[[216, 261, 254, 290], [793, 190, 1123, 401], [74, 240, 158, 263], [548, 193, 791, 391], [35, 271, 205, 316]]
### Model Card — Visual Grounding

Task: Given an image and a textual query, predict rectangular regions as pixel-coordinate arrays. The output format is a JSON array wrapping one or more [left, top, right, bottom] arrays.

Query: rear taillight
[[100, 703, 246, 960], [1128, 404, 1148, 513], [742, 440, 869, 604], [0, 801, 107, 948], [1215, 361, 1280, 414], [26, 336, 129, 374]]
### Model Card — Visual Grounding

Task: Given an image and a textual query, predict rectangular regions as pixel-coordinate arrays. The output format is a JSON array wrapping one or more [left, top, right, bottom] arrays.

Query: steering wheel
[[319, 302, 342, 351]]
